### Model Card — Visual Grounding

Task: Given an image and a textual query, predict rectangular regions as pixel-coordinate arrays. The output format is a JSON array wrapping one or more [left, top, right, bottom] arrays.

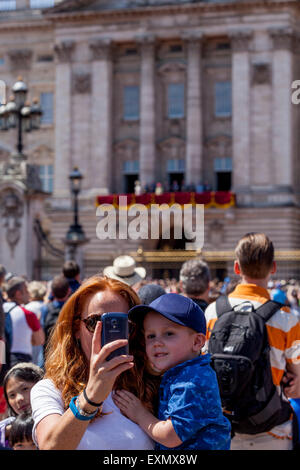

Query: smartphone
[[101, 312, 129, 361]]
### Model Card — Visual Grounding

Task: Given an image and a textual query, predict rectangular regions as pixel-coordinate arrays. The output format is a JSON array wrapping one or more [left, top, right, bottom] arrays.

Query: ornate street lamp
[[0, 76, 42, 158], [65, 167, 88, 261]]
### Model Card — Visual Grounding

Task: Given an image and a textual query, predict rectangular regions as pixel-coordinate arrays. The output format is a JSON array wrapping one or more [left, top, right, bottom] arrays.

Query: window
[[123, 86, 139, 121], [0, 0, 16, 10], [40, 92, 53, 124], [37, 55, 53, 63], [167, 159, 185, 191], [30, 0, 54, 8], [216, 42, 231, 51], [0, 58, 4, 66], [214, 157, 232, 191], [125, 48, 138, 56], [167, 83, 185, 119], [123, 160, 139, 193], [39, 164, 53, 193], [123, 160, 139, 174], [214, 81, 232, 117], [167, 159, 185, 173], [169, 44, 183, 53]]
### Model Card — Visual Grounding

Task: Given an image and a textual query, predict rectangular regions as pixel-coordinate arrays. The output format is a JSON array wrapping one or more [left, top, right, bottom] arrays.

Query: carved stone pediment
[[30, 144, 54, 163], [205, 134, 231, 158], [158, 136, 185, 160], [114, 138, 139, 160], [158, 61, 186, 78]]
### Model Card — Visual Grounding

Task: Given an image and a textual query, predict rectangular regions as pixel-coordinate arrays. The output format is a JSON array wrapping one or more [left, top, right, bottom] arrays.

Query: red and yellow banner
[[96, 191, 235, 209]]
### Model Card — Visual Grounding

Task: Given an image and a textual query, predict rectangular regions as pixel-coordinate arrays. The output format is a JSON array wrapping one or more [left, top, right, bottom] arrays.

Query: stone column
[[53, 40, 74, 197], [269, 28, 294, 192], [137, 34, 156, 189], [89, 38, 113, 195], [184, 33, 203, 187], [230, 30, 252, 194]]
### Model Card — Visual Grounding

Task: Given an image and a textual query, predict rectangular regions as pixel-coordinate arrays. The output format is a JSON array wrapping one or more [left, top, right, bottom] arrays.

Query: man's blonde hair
[[235, 232, 274, 279]]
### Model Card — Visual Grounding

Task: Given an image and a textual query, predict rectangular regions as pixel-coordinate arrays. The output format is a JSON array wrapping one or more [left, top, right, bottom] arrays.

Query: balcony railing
[[96, 191, 236, 209]]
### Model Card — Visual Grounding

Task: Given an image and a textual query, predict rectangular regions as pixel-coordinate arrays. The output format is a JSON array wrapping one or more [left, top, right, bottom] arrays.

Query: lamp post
[[0, 76, 42, 160], [0, 77, 43, 279], [64, 167, 89, 262]]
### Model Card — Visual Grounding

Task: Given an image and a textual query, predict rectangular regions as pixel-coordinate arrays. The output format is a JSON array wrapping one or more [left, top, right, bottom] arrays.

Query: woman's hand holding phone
[[85, 320, 134, 406]]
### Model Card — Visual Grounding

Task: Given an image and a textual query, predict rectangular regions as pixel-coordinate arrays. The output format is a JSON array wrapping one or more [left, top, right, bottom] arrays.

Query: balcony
[[96, 191, 236, 209]]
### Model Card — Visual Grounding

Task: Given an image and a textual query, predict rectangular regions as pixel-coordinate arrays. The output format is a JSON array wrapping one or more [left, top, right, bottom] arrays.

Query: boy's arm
[[113, 390, 182, 448]]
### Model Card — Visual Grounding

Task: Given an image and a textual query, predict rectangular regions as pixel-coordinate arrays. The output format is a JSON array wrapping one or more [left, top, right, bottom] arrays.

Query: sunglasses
[[82, 313, 132, 334], [82, 314, 102, 333]]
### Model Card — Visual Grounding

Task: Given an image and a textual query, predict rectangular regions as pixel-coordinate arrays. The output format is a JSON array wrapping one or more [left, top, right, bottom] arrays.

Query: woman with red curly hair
[[30, 275, 158, 450]]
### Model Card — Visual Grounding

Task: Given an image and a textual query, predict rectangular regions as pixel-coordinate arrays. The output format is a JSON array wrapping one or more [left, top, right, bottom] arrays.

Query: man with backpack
[[205, 232, 300, 450]]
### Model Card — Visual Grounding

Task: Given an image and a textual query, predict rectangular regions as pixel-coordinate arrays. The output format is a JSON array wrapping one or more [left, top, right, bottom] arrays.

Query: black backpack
[[43, 302, 62, 352], [208, 295, 292, 435]]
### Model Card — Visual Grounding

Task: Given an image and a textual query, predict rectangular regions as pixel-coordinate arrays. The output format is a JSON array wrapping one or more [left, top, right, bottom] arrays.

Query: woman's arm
[[35, 411, 90, 450], [35, 322, 134, 450], [113, 390, 182, 448]]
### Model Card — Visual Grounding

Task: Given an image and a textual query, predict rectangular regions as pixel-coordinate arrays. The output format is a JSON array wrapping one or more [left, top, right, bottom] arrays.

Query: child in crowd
[[9, 412, 37, 450], [114, 293, 231, 450], [0, 363, 43, 448]]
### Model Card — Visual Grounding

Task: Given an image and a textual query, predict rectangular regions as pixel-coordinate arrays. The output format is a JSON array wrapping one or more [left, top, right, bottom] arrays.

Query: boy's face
[[143, 310, 204, 374]]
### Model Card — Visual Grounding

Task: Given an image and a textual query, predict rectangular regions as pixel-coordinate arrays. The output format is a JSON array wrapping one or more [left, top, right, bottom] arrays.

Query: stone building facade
[[0, 0, 300, 280]]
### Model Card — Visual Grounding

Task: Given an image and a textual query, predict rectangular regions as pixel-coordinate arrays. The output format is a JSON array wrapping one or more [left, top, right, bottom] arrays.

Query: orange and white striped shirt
[[205, 284, 300, 387]]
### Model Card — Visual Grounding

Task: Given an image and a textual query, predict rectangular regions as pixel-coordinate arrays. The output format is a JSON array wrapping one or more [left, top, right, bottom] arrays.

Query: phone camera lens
[[111, 319, 118, 328]]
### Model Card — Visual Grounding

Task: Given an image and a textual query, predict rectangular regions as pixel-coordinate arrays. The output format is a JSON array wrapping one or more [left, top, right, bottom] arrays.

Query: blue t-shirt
[[155, 354, 231, 450]]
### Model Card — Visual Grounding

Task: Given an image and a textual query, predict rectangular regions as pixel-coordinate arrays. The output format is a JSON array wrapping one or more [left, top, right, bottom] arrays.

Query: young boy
[[205, 232, 300, 450], [114, 293, 231, 450]]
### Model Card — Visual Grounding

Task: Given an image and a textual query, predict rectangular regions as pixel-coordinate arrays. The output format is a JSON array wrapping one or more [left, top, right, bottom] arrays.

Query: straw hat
[[103, 255, 146, 286]]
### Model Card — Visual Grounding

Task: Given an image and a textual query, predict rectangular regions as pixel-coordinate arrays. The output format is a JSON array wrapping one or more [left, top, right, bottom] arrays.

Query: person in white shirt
[[3, 277, 44, 367], [30, 275, 155, 450]]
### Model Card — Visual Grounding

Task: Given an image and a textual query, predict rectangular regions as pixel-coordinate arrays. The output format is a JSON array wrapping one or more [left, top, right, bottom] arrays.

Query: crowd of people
[[0, 233, 299, 451]]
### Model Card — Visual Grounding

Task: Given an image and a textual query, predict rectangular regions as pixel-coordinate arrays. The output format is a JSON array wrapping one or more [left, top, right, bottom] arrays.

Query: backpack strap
[[254, 300, 283, 323], [216, 295, 282, 323], [6, 303, 18, 315], [215, 295, 233, 318]]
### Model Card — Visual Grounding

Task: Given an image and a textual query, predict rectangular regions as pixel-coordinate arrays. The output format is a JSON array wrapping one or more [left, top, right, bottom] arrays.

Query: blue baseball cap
[[129, 293, 206, 335]]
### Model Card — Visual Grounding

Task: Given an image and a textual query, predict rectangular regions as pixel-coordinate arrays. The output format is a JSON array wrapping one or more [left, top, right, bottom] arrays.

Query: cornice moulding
[[0, 19, 52, 31], [43, 0, 300, 22]]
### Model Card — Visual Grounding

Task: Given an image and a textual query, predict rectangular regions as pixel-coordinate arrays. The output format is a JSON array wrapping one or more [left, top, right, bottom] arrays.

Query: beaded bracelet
[[69, 396, 98, 421]]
